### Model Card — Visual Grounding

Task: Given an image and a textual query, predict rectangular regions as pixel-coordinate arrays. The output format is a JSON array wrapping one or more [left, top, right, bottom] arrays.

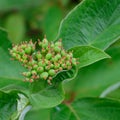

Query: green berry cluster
[[9, 37, 77, 84]]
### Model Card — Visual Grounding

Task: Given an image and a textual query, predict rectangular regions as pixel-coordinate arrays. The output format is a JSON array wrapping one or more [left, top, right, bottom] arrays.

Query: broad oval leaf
[[71, 46, 120, 99], [29, 67, 77, 109], [0, 29, 29, 91], [57, 0, 120, 50], [70, 45, 110, 68], [51, 97, 120, 120]]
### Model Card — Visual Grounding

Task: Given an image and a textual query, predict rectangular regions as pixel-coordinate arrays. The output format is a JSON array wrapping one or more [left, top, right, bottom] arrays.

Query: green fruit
[[31, 60, 37, 66], [54, 63, 60, 69], [56, 54, 61, 60], [26, 71, 31, 77], [50, 64, 54, 68], [36, 52, 42, 59], [16, 54, 21, 60], [61, 63, 66, 69], [25, 46, 32, 54], [12, 52, 16, 58], [37, 67, 44, 73], [46, 53, 52, 60], [51, 43, 54, 48], [66, 54, 71, 60], [48, 69, 55, 76], [31, 70, 37, 75], [61, 50, 66, 56], [66, 61, 71, 66], [21, 44, 26, 49], [22, 54, 27, 60], [38, 61, 45, 67], [54, 46, 61, 52], [55, 41, 62, 46], [42, 38, 48, 48], [12, 46, 17, 52], [72, 58, 77, 65], [33, 64, 38, 70], [40, 72, 48, 80], [45, 59, 49, 65], [29, 79, 34, 82], [45, 66, 50, 71], [54, 57, 59, 62]]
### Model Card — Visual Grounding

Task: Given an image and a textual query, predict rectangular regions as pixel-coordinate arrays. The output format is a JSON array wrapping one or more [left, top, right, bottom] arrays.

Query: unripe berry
[[22, 71, 31, 77], [54, 63, 60, 69], [37, 67, 44, 73], [45, 66, 50, 71], [25, 47, 32, 54], [21, 44, 26, 49], [33, 64, 38, 70], [38, 61, 45, 67], [22, 54, 28, 60], [42, 38, 48, 48], [72, 58, 77, 65], [36, 52, 42, 59], [49, 64, 54, 68], [66, 54, 71, 60], [12, 52, 16, 58], [54, 46, 61, 52], [31, 70, 37, 75], [61, 63, 67, 69], [16, 54, 21, 60], [46, 53, 52, 60], [12, 46, 17, 52], [55, 41, 62, 46], [66, 61, 71, 66], [61, 50, 66, 56], [29, 79, 34, 83], [48, 69, 55, 76], [26, 71, 31, 77], [40, 72, 48, 80], [56, 54, 61, 60]]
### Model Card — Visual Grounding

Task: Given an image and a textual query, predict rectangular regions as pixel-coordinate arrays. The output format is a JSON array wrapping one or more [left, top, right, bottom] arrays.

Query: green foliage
[[0, 0, 120, 119], [51, 98, 120, 120], [70, 45, 110, 68], [0, 91, 29, 120], [57, 0, 120, 50]]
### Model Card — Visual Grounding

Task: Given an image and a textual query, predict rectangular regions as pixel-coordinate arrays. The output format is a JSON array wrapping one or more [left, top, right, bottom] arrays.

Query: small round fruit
[[31, 70, 37, 75], [54, 46, 61, 52], [46, 53, 52, 60], [25, 47, 32, 54], [48, 69, 55, 76], [37, 67, 44, 73], [72, 58, 77, 65], [36, 53, 42, 59], [33, 64, 38, 70], [40, 72, 48, 80], [55, 41, 62, 46], [61, 50, 66, 56], [56, 54, 61, 60]]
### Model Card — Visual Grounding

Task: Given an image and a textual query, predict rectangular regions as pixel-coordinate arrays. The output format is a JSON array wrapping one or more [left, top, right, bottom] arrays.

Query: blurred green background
[[0, 0, 81, 43]]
